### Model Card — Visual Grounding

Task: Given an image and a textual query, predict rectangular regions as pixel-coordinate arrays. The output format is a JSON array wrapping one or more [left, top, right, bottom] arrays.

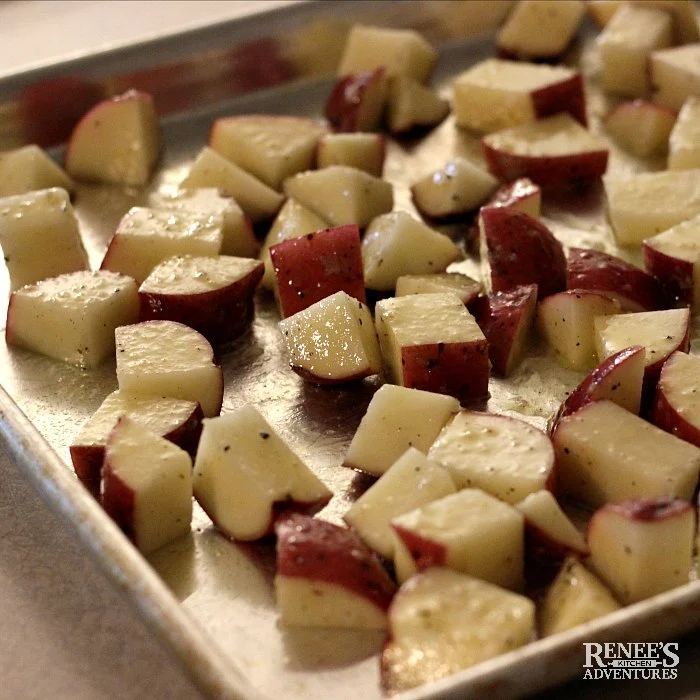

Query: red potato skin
[[591, 497, 693, 525], [642, 241, 695, 305], [481, 208, 566, 300], [69, 404, 204, 497], [523, 520, 589, 588], [391, 523, 447, 572], [567, 247, 666, 312], [325, 68, 386, 133], [532, 73, 588, 127], [102, 463, 137, 542], [482, 143, 607, 188], [276, 514, 396, 609], [471, 283, 538, 376], [139, 263, 264, 345], [270, 225, 366, 318], [400, 340, 490, 404], [290, 364, 377, 386], [550, 345, 646, 435], [653, 353, 700, 448]]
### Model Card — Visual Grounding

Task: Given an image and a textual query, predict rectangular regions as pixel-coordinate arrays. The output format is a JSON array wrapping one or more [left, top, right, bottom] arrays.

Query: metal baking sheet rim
[[1, 5, 700, 700]]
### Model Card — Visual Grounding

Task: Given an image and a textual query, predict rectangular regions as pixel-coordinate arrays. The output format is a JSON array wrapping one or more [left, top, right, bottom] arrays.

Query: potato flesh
[[669, 98, 700, 170], [0, 145, 73, 197]]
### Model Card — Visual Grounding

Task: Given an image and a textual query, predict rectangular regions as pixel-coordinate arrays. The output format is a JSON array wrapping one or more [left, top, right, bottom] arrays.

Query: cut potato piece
[[325, 69, 388, 133], [102, 417, 192, 555], [337, 25, 437, 83], [316, 133, 385, 177], [148, 187, 259, 258], [344, 448, 456, 559], [386, 76, 449, 135], [483, 114, 608, 186], [181, 147, 284, 223], [668, 97, 700, 170], [604, 100, 676, 158], [411, 158, 499, 220], [604, 169, 700, 246], [553, 399, 700, 506], [362, 212, 461, 291], [115, 320, 224, 417], [395, 272, 481, 306], [540, 557, 621, 637], [650, 44, 700, 112], [453, 59, 586, 134], [497, 0, 585, 60], [391, 488, 525, 589], [278, 291, 381, 385], [428, 410, 555, 505], [283, 166, 393, 228], [588, 498, 695, 604], [375, 292, 489, 402], [6, 270, 139, 369], [209, 114, 325, 190], [0, 187, 88, 291], [343, 384, 459, 477], [597, 4, 672, 97], [381, 568, 535, 695], [654, 352, 700, 448], [100, 206, 223, 284], [0, 145, 73, 197], [65, 89, 160, 186]]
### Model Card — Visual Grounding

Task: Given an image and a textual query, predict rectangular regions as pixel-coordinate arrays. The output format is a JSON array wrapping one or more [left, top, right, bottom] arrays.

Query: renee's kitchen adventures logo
[[583, 642, 680, 680]]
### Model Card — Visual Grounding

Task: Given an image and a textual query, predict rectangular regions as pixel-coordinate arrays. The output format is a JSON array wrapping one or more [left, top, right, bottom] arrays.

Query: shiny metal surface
[[0, 3, 699, 700]]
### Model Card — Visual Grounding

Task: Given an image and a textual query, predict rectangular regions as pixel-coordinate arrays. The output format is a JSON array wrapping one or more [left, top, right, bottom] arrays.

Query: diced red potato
[[391, 488, 525, 589], [0, 145, 73, 197], [481, 177, 541, 219], [375, 293, 490, 403], [6, 270, 139, 369], [115, 320, 224, 418], [550, 345, 646, 433], [653, 352, 700, 449], [603, 100, 676, 158], [470, 283, 538, 376], [553, 399, 700, 507], [102, 416, 193, 555], [193, 406, 332, 541], [428, 410, 555, 505], [385, 76, 449, 135], [517, 490, 588, 561], [604, 169, 700, 247], [343, 384, 459, 477], [362, 211, 461, 291], [586, 0, 623, 27], [395, 272, 481, 306], [668, 97, 700, 170], [496, 0, 585, 61], [344, 447, 456, 559], [283, 165, 393, 228], [65, 89, 160, 186], [596, 4, 673, 97], [650, 44, 700, 112], [315, 132, 385, 177], [0, 187, 88, 291], [381, 568, 535, 695], [208, 114, 326, 190], [180, 147, 284, 223], [325, 68, 388, 133], [482, 114, 608, 187], [100, 206, 223, 284], [337, 25, 437, 83], [411, 158, 500, 220], [259, 198, 328, 289], [148, 187, 260, 258], [594, 307, 691, 388], [453, 59, 587, 134], [275, 514, 396, 629], [479, 207, 567, 300], [566, 247, 665, 312], [539, 557, 621, 637], [70, 391, 202, 496], [642, 214, 700, 305], [588, 498, 696, 604], [138, 255, 263, 344], [278, 290, 381, 385], [270, 225, 365, 318]]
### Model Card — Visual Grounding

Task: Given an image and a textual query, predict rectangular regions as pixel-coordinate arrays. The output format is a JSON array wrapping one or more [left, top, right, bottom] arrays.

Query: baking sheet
[[1, 3, 700, 700]]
